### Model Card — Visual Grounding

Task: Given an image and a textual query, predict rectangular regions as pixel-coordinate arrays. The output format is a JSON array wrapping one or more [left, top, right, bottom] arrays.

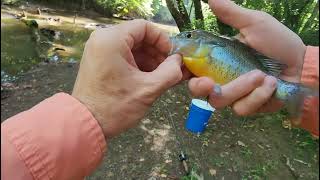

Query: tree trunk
[[176, 0, 192, 30], [193, 0, 204, 29], [82, 0, 86, 10], [166, 0, 192, 31]]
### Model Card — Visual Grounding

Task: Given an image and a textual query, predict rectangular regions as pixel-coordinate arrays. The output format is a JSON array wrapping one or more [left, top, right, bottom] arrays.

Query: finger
[[209, 0, 259, 29], [133, 45, 167, 71], [118, 19, 171, 54], [90, 19, 171, 55], [188, 77, 215, 97], [148, 54, 183, 91], [208, 70, 266, 108], [256, 98, 284, 113], [232, 76, 277, 116], [181, 65, 194, 81]]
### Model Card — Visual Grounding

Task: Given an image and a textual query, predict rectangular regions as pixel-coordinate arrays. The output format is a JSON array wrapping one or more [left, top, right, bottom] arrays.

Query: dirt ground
[[1, 62, 319, 180]]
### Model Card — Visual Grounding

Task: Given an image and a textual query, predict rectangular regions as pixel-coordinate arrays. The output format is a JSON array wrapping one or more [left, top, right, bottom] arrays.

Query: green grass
[[242, 160, 278, 180], [240, 147, 253, 158], [210, 157, 225, 167]]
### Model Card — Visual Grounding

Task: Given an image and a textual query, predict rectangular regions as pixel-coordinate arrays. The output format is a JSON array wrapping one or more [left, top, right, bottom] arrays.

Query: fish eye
[[186, 33, 192, 38]]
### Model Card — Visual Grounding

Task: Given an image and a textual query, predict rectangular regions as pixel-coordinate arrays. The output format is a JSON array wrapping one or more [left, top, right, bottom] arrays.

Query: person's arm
[[2, 19, 185, 180], [1, 93, 106, 180], [299, 46, 319, 138]]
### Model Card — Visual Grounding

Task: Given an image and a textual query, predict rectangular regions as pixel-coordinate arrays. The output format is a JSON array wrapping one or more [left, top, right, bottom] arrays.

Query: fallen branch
[[282, 155, 299, 179]]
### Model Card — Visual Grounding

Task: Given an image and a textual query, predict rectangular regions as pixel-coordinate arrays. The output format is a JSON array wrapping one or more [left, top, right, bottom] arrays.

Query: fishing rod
[[162, 100, 190, 175]]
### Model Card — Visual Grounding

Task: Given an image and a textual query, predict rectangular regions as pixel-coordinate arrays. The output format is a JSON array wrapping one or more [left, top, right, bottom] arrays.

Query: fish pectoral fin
[[194, 46, 211, 57], [254, 51, 288, 77]]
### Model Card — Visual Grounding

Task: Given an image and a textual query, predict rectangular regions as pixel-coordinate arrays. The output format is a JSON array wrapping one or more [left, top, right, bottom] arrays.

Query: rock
[[50, 55, 59, 63], [106, 172, 114, 177], [84, 23, 112, 29], [237, 140, 246, 147], [1, 82, 14, 89], [46, 17, 60, 23], [40, 28, 56, 39], [52, 31, 62, 40], [41, 8, 51, 13], [142, 118, 151, 124], [68, 58, 77, 65], [21, 19, 38, 28], [160, 174, 167, 178], [209, 169, 217, 176], [22, 84, 32, 89], [165, 98, 172, 103], [224, 135, 230, 138]]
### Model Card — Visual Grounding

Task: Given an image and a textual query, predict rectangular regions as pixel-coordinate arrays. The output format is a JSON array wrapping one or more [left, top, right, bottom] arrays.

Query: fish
[[169, 29, 317, 117]]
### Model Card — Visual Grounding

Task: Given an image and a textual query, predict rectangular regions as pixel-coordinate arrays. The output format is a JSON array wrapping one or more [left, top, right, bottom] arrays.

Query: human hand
[[188, 0, 307, 115], [72, 20, 189, 139]]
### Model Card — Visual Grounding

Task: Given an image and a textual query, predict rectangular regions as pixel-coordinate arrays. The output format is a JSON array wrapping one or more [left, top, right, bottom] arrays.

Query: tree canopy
[[165, 0, 319, 45]]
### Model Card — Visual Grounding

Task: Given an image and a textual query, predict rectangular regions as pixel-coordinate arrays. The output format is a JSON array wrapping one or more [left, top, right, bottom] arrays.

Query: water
[[1, 9, 178, 83], [1, 18, 40, 76], [1, 16, 93, 81]]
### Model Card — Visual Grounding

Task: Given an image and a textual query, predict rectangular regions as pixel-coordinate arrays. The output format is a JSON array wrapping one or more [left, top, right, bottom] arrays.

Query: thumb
[[209, 0, 257, 29], [149, 54, 183, 92]]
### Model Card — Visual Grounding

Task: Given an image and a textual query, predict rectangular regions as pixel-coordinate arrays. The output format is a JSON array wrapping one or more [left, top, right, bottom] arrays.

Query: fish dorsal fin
[[254, 52, 288, 77], [219, 35, 238, 41], [206, 40, 226, 48]]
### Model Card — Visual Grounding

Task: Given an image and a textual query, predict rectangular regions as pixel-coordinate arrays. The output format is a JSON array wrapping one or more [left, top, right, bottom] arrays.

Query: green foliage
[[242, 160, 278, 180], [28, 0, 154, 18], [168, 0, 319, 45], [228, 0, 319, 45], [2, 0, 24, 5], [94, 0, 154, 18]]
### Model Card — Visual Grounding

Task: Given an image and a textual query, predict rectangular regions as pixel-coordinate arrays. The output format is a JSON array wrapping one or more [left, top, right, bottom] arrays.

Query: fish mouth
[[169, 36, 178, 55], [169, 36, 185, 56]]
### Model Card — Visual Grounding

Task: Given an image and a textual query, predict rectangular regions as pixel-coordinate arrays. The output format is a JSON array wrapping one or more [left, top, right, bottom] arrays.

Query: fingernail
[[213, 84, 222, 96], [170, 54, 181, 60], [266, 76, 277, 89]]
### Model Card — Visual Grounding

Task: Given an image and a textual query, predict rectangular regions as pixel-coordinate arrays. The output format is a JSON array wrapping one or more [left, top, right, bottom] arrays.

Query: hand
[[72, 19, 189, 139], [188, 0, 307, 116]]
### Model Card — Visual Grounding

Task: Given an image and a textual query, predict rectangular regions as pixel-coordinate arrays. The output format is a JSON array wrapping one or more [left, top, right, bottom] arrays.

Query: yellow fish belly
[[183, 57, 229, 85]]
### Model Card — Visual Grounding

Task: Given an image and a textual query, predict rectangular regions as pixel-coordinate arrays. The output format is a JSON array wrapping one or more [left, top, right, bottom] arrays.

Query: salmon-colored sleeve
[[1, 93, 107, 180], [299, 46, 319, 138]]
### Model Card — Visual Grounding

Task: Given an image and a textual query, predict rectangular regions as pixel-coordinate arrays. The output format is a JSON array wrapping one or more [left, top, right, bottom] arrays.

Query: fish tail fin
[[279, 80, 318, 120]]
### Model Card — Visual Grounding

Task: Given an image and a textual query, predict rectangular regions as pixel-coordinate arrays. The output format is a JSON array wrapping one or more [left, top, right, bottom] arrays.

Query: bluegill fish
[[169, 30, 316, 117]]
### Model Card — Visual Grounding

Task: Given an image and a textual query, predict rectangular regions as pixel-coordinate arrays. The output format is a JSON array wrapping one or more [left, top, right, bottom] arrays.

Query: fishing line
[[161, 95, 190, 175], [161, 99, 184, 151], [162, 92, 213, 177]]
